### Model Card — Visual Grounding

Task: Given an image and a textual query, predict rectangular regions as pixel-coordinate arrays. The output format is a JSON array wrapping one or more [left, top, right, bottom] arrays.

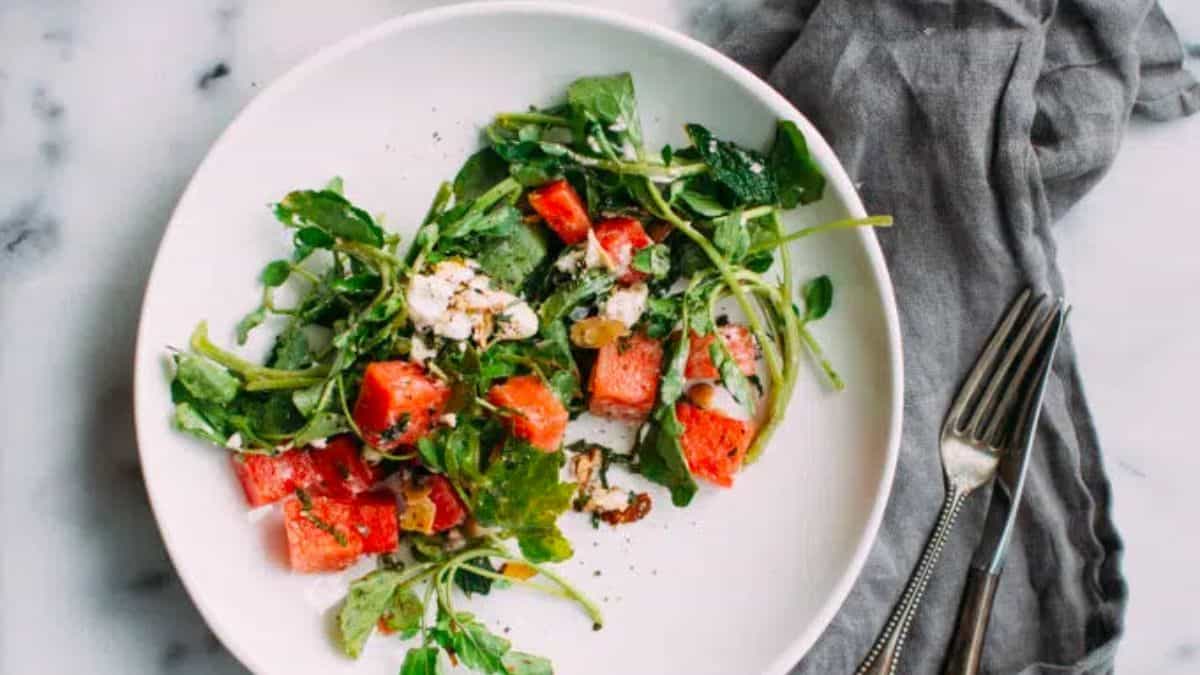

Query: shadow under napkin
[[707, 1, 1198, 673]]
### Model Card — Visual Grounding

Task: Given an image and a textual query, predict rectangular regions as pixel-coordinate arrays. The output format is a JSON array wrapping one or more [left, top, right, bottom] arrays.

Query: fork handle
[[856, 486, 967, 675], [942, 565, 1001, 675]]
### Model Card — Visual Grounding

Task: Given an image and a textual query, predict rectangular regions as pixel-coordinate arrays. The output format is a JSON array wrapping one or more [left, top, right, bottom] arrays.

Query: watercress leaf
[[173, 401, 227, 445], [234, 305, 266, 345], [337, 569, 410, 658], [685, 124, 775, 206], [566, 72, 643, 149], [743, 250, 775, 273], [292, 412, 348, 448], [417, 434, 446, 474], [657, 309, 690, 407], [631, 244, 670, 279], [324, 176, 345, 195], [709, 340, 757, 416], [660, 144, 674, 166], [276, 190, 384, 248], [431, 611, 511, 675], [261, 259, 291, 287], [292, 382, 325, 417], [502, 651, 554, 675], [174, 353, 240, 404], [475, 221, 549, 291], [537, 269, 615, 327], [438, 204, 520, 245], [295, 226, 336, 250], [640, 295, 681, 339], [712, 210, 750, 262], [268, 324, 312, 370], [802, 275, 833, 321], [769, 120, 826, 207], [330, 273, 382, 296], [380, 587, 424, 638], [470, 438, 577, 563], [454, 148, 510, 202], [454, 556, 497, 597], [678, 189, 728, 218], [399, 646, 445, 675], [636, 405, 697, 507]]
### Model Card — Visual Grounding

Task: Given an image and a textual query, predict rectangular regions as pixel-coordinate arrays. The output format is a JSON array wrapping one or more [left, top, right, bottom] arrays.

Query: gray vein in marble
[[0, 199, 59, 278], [197, 61, 231, 90]]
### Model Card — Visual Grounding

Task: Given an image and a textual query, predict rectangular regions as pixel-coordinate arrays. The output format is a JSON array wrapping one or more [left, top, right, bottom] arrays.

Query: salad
[[166, 73, 890, 674]]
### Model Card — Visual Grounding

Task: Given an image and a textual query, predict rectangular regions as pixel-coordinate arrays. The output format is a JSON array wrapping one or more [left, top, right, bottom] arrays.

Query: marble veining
[[0, 1, 1196, 674]]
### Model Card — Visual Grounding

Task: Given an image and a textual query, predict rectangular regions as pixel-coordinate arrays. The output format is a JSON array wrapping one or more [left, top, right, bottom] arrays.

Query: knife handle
[[943, 565, 1001, 675]]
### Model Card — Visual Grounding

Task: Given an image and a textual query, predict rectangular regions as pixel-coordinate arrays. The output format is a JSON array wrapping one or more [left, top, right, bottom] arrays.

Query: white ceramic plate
[[133, 3, 902, 674]]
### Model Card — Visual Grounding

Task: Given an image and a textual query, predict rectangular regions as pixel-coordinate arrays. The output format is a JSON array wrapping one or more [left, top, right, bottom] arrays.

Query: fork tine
[[962, 294, 1052, 439], [944, 288, 1032, 431], [980, 299, 1065, 446]]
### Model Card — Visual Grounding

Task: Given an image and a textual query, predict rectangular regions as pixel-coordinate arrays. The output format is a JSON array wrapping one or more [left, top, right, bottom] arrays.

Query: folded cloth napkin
[[712, 1, 1198, 673]]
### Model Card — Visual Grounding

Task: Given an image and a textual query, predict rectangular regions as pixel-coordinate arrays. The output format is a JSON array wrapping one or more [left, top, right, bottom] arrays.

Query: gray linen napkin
[[708, 1, 1199, 673]]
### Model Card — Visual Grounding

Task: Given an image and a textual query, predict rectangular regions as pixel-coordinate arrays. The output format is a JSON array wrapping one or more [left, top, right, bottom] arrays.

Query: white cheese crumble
[[602, 282, 649, 328], [749, 162, 764, 175], [225, 432, 243, 450], [439, 413, 458, 428], [308, 437, 328, 450], [407, 259, 538, 345]]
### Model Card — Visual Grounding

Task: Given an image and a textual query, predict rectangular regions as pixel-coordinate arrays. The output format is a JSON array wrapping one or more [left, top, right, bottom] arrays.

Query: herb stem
[[191, 322, 331, 382], [648, 192, 785, 384], [422, 181, 453, 225], [494, 111, 571, 127], [748, 215, 893, 254]]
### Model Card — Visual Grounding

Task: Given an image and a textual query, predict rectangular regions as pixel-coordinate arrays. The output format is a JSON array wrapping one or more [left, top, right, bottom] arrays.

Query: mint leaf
[[454, 148, 510, 202], [685, 124, 775, 207]]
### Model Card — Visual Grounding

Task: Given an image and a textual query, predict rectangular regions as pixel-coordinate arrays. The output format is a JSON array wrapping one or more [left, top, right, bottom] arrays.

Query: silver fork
[[856, 289, 1060, 675]]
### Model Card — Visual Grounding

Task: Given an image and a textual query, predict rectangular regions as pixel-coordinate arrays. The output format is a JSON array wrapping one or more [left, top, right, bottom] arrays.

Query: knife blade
[[943, 302, 1068, 675], [973, 303, 1068, 575]]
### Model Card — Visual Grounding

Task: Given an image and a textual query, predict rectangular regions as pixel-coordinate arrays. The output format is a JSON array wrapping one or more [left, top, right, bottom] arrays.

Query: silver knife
[[943, 302, 1069, 674]]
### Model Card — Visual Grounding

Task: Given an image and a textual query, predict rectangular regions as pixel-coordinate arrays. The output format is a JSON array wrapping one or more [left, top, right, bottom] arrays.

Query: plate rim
[[131, 3, 904, 673]]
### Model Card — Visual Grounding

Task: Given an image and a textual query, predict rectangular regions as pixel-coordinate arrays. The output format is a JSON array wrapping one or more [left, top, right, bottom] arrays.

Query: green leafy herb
[[635, 303, 698, 506], [639, 295, 681, 339], [234, 306, 266, 345], [470, 438, 577, 563], [475, 221, 549, 291], [685, 124, 776, 206], [566, 72, 643, 150], [631, 243, 670, 279], [537, 268, 615, 326], [431, 610, 511, 674], [712, 210, 750, 263], [399, 647, 445, 675], [275, 189, 384, 247], [337, 570, 425, 657], [174, 353, 240, 404], [802, 275, 833, 321], [502, 652, 554, 675], [454, 556, 497, 597], [454, 148, 511, 202], [769, 120, 826, 208], [709, 340, 757, 416], [261, 259, 291, 287]]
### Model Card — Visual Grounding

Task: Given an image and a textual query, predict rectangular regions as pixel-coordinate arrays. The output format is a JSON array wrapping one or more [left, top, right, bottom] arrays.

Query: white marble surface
[[1, 1, 1196, 673]]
